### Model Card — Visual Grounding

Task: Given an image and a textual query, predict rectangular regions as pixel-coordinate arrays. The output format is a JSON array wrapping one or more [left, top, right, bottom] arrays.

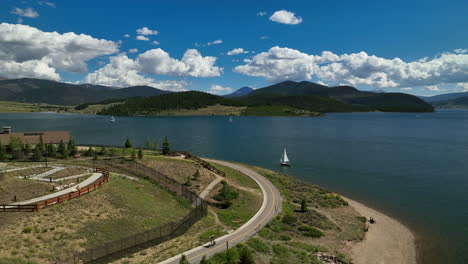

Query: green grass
[[247, 238, 270, 253], [216, 188, 261, 229], [79, 176, 191, 245], [0, 101, 71, 113], [211, 163, 259, 190]]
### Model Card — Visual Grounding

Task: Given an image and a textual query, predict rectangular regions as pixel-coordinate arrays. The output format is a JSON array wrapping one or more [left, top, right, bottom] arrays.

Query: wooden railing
[[0, 168, 110, 213], [0, 204, 36, 212]]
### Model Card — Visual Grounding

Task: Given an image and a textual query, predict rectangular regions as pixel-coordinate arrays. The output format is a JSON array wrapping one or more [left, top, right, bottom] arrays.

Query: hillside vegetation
[[95, 81, 433, 116], [0, 78, 168, 105], [0, 78, 434, 114], [432, 96, 468, 108]]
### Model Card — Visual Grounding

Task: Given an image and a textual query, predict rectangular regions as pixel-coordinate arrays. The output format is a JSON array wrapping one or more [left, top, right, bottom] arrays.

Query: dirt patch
[[0, 176, 54, 204]]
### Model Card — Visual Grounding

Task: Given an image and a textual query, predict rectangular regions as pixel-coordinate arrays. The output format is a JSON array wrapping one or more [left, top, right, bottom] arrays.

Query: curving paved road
[[159, 159, 282, 264]]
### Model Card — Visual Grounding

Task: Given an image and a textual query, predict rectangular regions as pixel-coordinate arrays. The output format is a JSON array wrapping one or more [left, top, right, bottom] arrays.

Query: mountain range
[[419, 91, 468, 108], [0, 78, 434, 113], [0, 78, 168, 105], [237, 81, 433, 112]]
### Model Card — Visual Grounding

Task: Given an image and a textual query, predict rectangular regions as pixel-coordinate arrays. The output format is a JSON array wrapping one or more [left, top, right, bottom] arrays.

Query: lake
[[1, 110, 467, 264]]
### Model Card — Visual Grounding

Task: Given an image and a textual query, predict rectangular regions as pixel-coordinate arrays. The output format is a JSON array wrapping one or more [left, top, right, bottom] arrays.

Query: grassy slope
[[0, 101, 71, 113], [0, 161, 191, 263], [107, 158, 263, 263]]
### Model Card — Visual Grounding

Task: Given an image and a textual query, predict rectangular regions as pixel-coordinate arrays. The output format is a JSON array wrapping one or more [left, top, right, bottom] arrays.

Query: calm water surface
[[1, 110, 467, 264]]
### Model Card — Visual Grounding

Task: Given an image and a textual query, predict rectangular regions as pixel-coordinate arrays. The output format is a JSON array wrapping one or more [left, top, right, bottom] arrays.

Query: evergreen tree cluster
[[0, 136, 77, 162]]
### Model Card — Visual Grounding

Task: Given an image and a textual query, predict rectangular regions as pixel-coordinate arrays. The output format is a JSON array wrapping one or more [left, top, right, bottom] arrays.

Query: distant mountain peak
[[224, 86, 254, 98]]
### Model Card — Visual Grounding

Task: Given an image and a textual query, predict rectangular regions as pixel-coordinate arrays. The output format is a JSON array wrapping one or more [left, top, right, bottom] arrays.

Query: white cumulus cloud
[[136, 27, 158, 36], [208, 39, 222, 46], [11, 7, 39, 18], [0, 23, 118, 80], [207, 84, 232, 94], [424, 85, 441, 91], [136, 35, 150, 41], [257, 11, 267, 16], [269, 10, 302, 25], [123, 34, 130, 38], [129, 48, 138, 53], [136, 48, 222, 77], [83, 53, 187, 91], [84, 48, 222, 90], [152, 40, 160, 45], [234, 46, 468, 89], [227, 48, 250, 56]]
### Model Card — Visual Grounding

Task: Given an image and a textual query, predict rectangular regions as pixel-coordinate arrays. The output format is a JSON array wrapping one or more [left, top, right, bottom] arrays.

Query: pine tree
[[193, 169, 200, 181], [162, 136, 171, 155], [58, 140, 66, 155], [23, 143, 32, 157], [38, 135, 45, 153], [63, 145, 68, 159], [125, 137, 132, 148], [179, 254, 189, 264], [301, 198, 308, 212], [131, 148, 136, 161], [32, 147, 43, 162], [67, 137, 75, 153], [47, 144, 57, 158], [138, 146, 143, 159], [145, 137, 153, 149]]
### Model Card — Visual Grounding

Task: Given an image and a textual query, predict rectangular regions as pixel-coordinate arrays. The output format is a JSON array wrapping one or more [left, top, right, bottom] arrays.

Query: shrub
[[298, 225, 324, 238], [22, 226, 33, 234], [272, 244, 291, 258], [282, 214, 298, 225], [279, 234, 292, 241], [356, 216, 367, 223], [214, 181, 239, 209], [247, 238, 270, 253]]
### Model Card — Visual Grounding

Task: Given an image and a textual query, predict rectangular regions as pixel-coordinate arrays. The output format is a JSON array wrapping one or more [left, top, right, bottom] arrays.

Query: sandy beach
[[345, 198, 417, 264]]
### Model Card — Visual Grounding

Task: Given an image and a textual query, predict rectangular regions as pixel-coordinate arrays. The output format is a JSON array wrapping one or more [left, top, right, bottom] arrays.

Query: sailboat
[[229, 116, 233, 123], [110, 116, 115, 123], [280, 148, 291, 166]]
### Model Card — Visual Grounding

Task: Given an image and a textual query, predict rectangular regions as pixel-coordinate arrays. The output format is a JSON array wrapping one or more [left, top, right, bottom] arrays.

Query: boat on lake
[[280, 148, 290, 166], [110, 116, 115, 123]]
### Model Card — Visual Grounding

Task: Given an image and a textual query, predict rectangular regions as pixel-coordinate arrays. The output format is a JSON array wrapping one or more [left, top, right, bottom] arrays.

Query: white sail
[[229, 116, 233, 122], [281, 148, 290, 164], [110, 116, 115, 122]]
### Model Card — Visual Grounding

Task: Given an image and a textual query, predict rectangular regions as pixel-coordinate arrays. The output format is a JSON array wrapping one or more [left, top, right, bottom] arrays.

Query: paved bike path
[[159, 159, 282, 264]]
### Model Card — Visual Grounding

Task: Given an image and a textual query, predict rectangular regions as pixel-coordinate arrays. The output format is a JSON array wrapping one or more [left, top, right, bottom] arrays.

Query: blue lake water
[[1, 110, 467, 264]]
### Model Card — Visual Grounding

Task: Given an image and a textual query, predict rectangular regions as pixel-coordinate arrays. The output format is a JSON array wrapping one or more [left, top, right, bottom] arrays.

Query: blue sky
[[0, 0, 467, 96]]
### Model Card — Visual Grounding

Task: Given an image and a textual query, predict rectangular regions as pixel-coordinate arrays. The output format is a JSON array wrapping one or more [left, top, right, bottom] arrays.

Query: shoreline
[[344, 197, 417, 264]]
